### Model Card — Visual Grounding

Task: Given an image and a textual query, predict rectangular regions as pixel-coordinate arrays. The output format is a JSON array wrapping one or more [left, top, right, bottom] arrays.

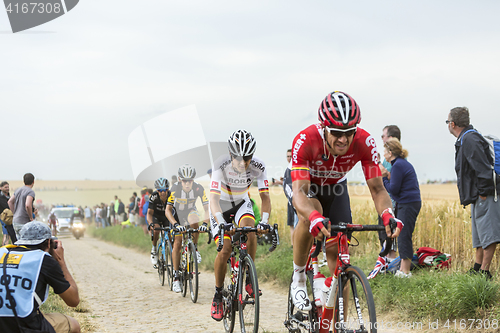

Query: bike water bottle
[[322, 276, 337, 306], [313, 272, 326, 306]]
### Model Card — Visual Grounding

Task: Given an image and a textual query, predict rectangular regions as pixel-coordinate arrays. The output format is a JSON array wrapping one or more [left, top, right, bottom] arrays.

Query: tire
[[166, 238, 174, 291], [238, 255, 259, 333], [333, 266, 377, 333], [285, 271, 319, 333], [188, 243, 199, 303], [223, 258, 236, 333], [157, 242, 165, 286], [181, 245, 187, 297]]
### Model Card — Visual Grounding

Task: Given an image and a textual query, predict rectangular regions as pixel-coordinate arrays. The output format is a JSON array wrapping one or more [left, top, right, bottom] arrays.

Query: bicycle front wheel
[[238, 255, 259, 333], [181, 246, 188, 297], [285, 270, 319, 333], [188, 242, 199, 303], [166, 237, 174, 291], [157, 242, 165, 286], [333, 266, 377, 333]]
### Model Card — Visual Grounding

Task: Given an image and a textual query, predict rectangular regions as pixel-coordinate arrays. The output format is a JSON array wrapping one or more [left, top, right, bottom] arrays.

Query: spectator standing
[[8, 173, 36, 238], [171, 175, 178, 186], [108, 201, 115, 226], [0, 181, 17, 244], [0, 221, 80, 332], [114, 195, 119, 220], [100, 203, 107, 228], [138, 188, 148, 234], [84, 206, 92, 224], [117, 199, 125, 223], [132, 192, 140, 216], [381, 138, 421, 277], [94, 205, 101, 228], [448, 107, 500, 279], [378, 125, 401, 258], [128, 196, 136, 225]]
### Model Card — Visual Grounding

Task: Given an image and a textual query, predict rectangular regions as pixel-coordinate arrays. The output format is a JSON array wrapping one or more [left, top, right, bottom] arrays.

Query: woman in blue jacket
[[381, 138, 421, 277]]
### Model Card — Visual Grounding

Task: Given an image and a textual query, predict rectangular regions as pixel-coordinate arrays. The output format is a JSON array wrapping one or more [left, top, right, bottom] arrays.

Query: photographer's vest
[[0, 246, 49, 317]]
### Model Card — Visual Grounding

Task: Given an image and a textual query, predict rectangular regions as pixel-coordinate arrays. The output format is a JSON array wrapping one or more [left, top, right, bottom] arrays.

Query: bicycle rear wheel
[[285, 271, 319, 333], [238, 255, 259, 333], [223, 258, 236, 333], [188, 242, 199, 303], [333, 266, 377, 333], [157, 241, 165, 286]]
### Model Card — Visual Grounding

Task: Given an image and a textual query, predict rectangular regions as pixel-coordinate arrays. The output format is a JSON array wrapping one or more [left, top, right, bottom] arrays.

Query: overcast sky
[[2, 1, 500, 183]]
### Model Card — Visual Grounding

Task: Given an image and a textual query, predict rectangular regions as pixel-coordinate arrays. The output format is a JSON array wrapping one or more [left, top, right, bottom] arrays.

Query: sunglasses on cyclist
[[231, 154, 253, 162], [181, 179, 193, 183], [326, 126, 357, 138], [157, 188, 168, 193]]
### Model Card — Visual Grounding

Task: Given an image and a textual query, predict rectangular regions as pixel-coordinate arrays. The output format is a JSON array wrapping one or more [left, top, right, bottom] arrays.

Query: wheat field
[[4, 181, 489, 271]]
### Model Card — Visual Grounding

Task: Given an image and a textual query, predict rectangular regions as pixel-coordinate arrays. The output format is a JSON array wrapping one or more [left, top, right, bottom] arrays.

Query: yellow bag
[[0, 208, 13, 225]]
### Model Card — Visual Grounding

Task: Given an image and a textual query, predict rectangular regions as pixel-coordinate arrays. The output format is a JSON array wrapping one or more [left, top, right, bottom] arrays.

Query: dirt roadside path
[[62, 235, 290, 333]]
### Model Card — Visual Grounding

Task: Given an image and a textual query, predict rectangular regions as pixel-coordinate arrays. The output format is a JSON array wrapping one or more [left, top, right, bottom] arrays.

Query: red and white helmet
[[318, 91, 361, 128]]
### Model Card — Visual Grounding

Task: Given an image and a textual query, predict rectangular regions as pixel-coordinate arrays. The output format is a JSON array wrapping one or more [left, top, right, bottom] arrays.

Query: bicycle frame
[[296, 222, 394, 333]]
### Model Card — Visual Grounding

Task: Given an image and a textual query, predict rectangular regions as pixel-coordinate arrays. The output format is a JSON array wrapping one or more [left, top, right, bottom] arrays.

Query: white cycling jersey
[[210, 154, 269, 202]]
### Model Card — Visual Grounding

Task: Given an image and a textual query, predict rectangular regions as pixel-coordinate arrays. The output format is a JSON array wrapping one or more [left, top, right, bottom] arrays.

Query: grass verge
[[40, 290, 97, 332], [90, 224, 500, 324]]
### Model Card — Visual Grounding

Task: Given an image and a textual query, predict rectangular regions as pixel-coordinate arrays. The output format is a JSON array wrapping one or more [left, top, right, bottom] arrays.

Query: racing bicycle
[[219, 224, 279, 333], [178, 227, 211, 303], [153, 226, 174, 289], [284, 219, 395, 333]]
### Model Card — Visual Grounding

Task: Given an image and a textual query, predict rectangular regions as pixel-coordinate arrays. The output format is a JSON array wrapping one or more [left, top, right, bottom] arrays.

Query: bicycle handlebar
[[310, 219, 396, 258], [217, 224, 279, 252]]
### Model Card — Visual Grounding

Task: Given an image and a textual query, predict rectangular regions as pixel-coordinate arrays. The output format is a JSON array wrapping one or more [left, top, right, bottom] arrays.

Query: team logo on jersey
[[293, 134, 306, 163], [315, 160, 323, 165], [250, 160, 265, 172], [365, 135, 379, 164], [229, 172, 238, 176], [264, 180, 269, 187], [211, 181, 219, 189]]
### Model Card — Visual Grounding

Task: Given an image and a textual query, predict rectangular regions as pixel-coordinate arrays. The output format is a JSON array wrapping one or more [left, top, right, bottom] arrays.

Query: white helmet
[[228, 130, 256, 157], [178, 164, 196, 180]]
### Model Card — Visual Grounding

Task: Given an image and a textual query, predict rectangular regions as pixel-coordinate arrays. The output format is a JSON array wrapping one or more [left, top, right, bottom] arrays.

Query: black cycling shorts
[[308, 180, 352, 226]]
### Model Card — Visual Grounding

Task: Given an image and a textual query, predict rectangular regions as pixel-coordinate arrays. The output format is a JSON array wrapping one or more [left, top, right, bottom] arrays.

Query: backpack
[[462, 129, 500, 201], [416, 247, 451, 269]]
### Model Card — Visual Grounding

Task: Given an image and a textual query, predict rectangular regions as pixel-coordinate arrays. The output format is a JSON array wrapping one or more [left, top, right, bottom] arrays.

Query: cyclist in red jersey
[[289, 91, 403, 311]]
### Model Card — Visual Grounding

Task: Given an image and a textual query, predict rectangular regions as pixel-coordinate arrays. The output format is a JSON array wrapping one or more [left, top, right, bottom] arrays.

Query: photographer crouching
[[0, 221, 80, 333]]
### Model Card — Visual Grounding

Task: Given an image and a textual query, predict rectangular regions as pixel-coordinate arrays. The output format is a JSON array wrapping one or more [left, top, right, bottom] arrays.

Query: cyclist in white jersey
[[209, 129, 271, 321]]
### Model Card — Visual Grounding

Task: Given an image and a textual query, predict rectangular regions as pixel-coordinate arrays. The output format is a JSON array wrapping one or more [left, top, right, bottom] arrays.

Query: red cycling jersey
[[290, 123, 381, 186]]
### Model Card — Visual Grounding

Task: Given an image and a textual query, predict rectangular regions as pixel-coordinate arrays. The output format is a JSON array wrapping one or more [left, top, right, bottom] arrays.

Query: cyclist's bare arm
[[259, 191, 271, 218], [165, 205, 177, 226], [147, 208, 154, 227], [202, 204, 209, 224], [209, 192, 223, 223], [292, 178, 330, 239], [366, 176, 400, 238]]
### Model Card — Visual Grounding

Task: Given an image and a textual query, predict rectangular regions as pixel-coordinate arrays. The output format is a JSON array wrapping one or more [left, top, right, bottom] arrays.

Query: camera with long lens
[[51, 236, 58, 249]]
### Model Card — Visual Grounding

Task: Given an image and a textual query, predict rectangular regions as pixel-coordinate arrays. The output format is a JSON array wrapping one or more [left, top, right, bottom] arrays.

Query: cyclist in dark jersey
[[289, 91, 403, 311], [166, 164, 209, 293], [148, 177, 170, 267]]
